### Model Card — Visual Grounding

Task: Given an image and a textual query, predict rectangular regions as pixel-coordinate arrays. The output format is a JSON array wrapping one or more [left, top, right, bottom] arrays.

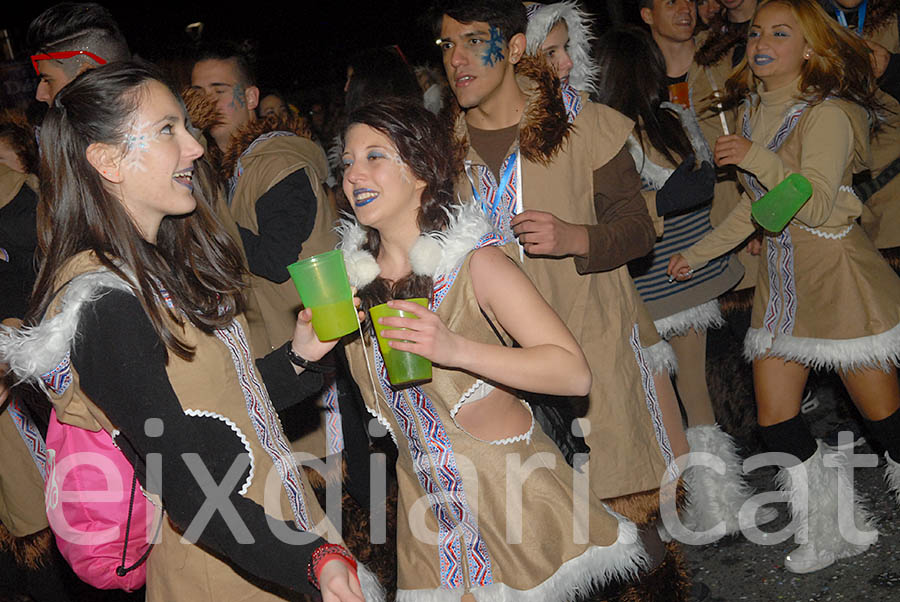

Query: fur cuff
[[642, 340, 678, 376]]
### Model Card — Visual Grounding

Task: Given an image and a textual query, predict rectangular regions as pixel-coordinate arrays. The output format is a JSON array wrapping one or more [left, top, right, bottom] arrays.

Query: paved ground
[[683, 378, 900, 602]]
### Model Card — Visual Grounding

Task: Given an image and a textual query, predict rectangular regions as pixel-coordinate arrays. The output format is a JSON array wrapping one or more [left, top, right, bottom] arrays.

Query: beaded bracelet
[[307, 543, 357, 590]]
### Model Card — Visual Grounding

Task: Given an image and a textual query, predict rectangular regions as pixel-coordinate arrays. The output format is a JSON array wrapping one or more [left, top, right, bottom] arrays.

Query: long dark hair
[[592, 26, 692, 167], [343, 99, 464, 315], [29, 62, 246, 360]]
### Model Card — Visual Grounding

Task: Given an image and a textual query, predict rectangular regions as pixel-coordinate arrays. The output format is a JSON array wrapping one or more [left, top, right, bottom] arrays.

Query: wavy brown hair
[[342, 99, 465, 317], [29, 62, 246, 360], [721, 0, 883, 121]]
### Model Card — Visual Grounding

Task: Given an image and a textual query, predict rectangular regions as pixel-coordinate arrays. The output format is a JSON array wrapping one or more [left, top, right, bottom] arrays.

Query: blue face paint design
[[483, 26, 505, 67]]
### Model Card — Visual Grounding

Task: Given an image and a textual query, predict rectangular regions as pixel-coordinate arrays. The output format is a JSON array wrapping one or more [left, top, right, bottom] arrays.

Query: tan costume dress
[[683, 81, 900, 370], [454, 58, 674, 505], [340, 203, 646, 601], [0, 252, 381, 601]]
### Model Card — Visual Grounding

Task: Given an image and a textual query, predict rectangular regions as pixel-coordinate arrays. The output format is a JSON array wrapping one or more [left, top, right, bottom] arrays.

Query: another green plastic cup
[[287, 250, 358, 341], [370, 298, 432, 387], [751, 173, 813, 233]]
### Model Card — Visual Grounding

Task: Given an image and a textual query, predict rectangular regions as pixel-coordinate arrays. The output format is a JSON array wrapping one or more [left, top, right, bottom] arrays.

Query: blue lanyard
[[471, 150, 518, 216], [835, 0, 867, 35]]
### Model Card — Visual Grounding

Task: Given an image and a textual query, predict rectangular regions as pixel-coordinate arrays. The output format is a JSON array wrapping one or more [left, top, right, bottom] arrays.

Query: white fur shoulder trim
[[184, 408, 255, 495], [337, 201, 494, 285], [0, 270, 132, 388], [396, 510, 647, 602]]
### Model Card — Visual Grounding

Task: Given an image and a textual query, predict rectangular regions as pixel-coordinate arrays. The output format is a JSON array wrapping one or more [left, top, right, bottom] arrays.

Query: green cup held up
[[751, 173, 813, 233], [286, 250, 359, 341], [370, 298, 433, 387]]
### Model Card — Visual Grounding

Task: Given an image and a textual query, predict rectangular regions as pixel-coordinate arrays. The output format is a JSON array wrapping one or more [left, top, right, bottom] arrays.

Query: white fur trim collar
[[335, 201, 495, 288], [0, 270, 133, 389]]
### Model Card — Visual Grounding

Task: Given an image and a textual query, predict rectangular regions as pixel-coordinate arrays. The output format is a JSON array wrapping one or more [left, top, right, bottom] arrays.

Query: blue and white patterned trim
[[741, 102, 808, 339], [629, 324, 678, 483], [320, 379, 344, 456], [213, 320, 310, 529], [184, 408, 255, 495], [8, 397, 48, 480], [39, 350, 73, 396]]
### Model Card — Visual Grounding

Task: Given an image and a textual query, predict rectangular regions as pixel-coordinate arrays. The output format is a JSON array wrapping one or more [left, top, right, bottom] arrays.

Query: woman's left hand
[[291, 292, 364, 363], [714, 134, 752, 166], [376, 299, 464, 367]]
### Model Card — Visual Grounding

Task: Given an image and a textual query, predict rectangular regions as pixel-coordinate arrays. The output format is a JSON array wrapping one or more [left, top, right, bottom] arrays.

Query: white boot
[[778, 442, 878, 574], [884, 452, 900, 507], [681, 424, 777, 536]]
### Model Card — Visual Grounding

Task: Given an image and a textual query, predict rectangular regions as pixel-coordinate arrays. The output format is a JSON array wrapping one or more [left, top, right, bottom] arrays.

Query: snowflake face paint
[[483, 26, 505, 66], [341, 124, 426, 229], [122, 119, 161, 172], [439, 16, 516, 111], [114, 80, 203, 243], [190, 58, 256, 149]]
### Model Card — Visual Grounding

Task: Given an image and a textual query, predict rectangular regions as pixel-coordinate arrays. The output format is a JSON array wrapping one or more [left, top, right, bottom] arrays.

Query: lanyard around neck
[[835, 0, 867, 35]]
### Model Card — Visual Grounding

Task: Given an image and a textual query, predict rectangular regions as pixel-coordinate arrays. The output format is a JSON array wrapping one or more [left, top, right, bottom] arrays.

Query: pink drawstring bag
[[44, 409, 156, 591]]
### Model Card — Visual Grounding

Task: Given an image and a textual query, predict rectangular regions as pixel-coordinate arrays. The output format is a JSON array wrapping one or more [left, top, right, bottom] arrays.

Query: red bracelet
[[307, 543, 357, 590]]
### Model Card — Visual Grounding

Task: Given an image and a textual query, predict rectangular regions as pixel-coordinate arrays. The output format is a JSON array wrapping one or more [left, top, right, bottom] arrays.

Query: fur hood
[[525, 1, 600, 96], [449, 54, 571, 166], [335, 200, 494, 289], [219, 114, 315, 183]]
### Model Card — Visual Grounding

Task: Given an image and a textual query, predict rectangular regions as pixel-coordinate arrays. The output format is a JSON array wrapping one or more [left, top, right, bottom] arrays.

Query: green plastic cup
[[370, 298, 433, 387], [751, 173, 813, 233], [287, 250, 358, 341]]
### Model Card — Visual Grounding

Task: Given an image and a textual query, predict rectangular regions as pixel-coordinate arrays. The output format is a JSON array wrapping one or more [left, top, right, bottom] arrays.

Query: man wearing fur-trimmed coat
[[435, 0, 690, 597], [189, 49, 344, 462]]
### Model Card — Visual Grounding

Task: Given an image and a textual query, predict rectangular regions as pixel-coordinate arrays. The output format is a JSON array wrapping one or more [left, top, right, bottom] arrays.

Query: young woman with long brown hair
[[0, 62, 380, 601]]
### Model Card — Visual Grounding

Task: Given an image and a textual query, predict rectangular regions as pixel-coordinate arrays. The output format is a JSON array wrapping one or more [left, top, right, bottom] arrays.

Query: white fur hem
[[642, 340, 678, 375], [654, 300, 724, 340], [396, 512, 647, 602], [743, 322, 900, 371]]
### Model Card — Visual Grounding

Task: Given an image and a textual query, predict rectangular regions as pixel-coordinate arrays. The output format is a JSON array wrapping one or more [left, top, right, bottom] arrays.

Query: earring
[[804, 51, 812, 59]]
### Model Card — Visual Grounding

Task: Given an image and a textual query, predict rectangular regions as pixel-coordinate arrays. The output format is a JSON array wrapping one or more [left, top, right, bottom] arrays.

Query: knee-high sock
[[758, 413, 817, 464]]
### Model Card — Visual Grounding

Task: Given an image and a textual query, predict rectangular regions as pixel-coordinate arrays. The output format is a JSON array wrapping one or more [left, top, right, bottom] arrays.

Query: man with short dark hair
[[436, 0, 684, 596], [27, 2, 130, 105], [190, 45, 342, 459]]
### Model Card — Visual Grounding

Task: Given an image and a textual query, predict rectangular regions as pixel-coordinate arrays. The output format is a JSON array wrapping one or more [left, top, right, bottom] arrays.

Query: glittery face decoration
[[121, 120, 161, 172], [231, 82, 247, 109], [483, 26, 506, 67]]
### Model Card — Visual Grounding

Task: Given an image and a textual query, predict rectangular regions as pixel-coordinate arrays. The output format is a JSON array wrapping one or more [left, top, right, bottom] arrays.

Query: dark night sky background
[[3, 1, 642, 107]]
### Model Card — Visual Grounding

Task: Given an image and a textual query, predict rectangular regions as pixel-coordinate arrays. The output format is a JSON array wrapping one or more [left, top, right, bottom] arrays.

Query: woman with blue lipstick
[[338, 99, 651, 601], [0, 63, 382, 601], [669, 0, 900, 574]]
